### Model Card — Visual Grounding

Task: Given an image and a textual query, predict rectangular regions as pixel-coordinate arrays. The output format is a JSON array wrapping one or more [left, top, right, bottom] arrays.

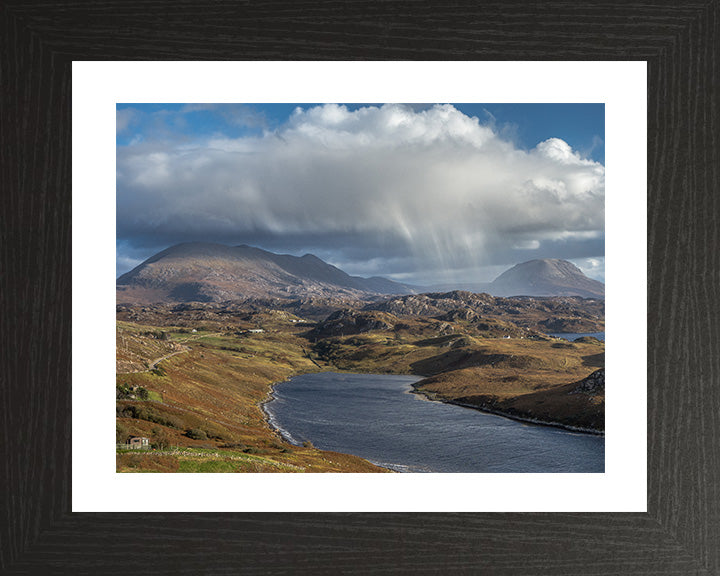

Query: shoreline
[[260, 371, 602, 475], [259, 377, 299, 446], [260, 374, 399, 472], [410, 386, 604, 436], [261, 370, 604, 444]]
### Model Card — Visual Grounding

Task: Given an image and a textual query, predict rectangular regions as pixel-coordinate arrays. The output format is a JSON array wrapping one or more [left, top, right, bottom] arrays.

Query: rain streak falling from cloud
[[116, 104, 604, 284]]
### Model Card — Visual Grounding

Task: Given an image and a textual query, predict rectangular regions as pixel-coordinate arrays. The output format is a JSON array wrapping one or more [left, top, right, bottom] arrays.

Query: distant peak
[[490, 258, 603, 299], [514, 258, 572, 266]]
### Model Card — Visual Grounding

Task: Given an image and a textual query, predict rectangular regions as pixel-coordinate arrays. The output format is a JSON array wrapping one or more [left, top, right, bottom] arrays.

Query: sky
[[116, 103, 605, 286]]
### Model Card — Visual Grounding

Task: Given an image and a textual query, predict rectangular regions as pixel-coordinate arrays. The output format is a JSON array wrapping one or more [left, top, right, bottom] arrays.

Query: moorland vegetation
[[116, 292, 604, 473]]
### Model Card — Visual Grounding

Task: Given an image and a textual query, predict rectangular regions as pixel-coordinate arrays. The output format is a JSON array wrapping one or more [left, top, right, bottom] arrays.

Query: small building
[[128, 437, 149, 449]]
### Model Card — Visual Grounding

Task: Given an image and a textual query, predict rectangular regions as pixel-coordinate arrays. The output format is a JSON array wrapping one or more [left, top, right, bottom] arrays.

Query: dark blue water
[[264, 372, 604, 473], [548, 332, 605, 342]]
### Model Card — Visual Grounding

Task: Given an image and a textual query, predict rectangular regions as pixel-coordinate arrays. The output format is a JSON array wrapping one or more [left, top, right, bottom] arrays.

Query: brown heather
[[116, 296, 604, 472]]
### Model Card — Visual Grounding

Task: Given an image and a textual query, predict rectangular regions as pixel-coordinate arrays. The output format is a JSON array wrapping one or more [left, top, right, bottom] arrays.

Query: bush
[[116, 404, 181, 429], [186, 428, 208, 440], [116, 385, 151, 400], [221, 442, 249, 451], [121, 453, 143, 468], [243, 447, 267, 454], [116, 384, 132, 399], [151, 427, 172, 450], [270, 441, 291, 453], [116, 422, 130, 443]]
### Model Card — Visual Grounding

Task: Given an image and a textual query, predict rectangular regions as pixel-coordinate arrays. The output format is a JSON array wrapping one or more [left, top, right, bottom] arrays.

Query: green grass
[[116, 445, 306, 473], [118, 308, 601, 472], [177, 459, 245, 473]]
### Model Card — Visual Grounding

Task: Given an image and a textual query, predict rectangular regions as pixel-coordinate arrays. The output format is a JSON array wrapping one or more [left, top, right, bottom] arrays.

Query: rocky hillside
[[116, 242, 414, 304], [570, 368, 605, 395], [311, 309, 400, 338], [364, 290, 604, 333]]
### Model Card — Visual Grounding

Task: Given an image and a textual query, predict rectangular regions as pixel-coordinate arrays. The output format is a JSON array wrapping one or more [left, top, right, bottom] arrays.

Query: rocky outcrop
[[311, 309, 398, 338], [570, 369, 604, 396], [365, 291, 604, 333], [438, 308, 478, 322]]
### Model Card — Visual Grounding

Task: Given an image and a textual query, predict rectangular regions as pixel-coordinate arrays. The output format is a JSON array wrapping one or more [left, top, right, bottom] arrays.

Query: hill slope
[[117, 242, 414, 303], [490, 259, 604, 298]]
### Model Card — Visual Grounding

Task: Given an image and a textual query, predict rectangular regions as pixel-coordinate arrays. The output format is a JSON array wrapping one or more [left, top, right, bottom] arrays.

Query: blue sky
[[117, 103, 605, 284], [117, 103, 604, 163]]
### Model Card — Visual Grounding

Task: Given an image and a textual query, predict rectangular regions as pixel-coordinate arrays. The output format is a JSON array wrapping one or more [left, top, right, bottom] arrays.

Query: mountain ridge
[[117, 242, 415, 303], [117, 244, 604, 304]]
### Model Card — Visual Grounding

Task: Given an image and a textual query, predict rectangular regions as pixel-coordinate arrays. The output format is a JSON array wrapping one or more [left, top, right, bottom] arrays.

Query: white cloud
[[115, 252, 143, 278], [116, 108, 136, 134], [535, 137, 594, 165], [570, 257, 606, 282], [117, 104, 604, 280]]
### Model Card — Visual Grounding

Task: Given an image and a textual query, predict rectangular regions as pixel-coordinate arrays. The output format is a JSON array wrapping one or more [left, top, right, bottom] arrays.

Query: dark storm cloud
[[116, 104, 605, 281]]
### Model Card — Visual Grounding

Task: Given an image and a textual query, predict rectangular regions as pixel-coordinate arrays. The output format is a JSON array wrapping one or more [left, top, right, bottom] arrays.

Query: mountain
[[116, 242, 415, 304], [489, 259, 604, 299]]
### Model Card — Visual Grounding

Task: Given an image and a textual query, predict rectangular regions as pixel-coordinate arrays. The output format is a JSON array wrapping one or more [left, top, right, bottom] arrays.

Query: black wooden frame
[[2, 2, 718, 574]]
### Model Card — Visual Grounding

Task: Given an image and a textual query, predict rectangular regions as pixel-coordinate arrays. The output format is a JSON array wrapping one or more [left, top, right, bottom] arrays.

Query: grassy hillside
[[116, 299, 605, 472], [310, 328, 605, 432], [411, 338, 605, 431], [116, 322, 388, 472]]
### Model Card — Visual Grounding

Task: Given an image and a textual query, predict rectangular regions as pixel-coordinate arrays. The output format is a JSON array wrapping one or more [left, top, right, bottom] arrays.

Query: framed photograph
[[75, 62, 643, 514], [3, 2, 718, 573]]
